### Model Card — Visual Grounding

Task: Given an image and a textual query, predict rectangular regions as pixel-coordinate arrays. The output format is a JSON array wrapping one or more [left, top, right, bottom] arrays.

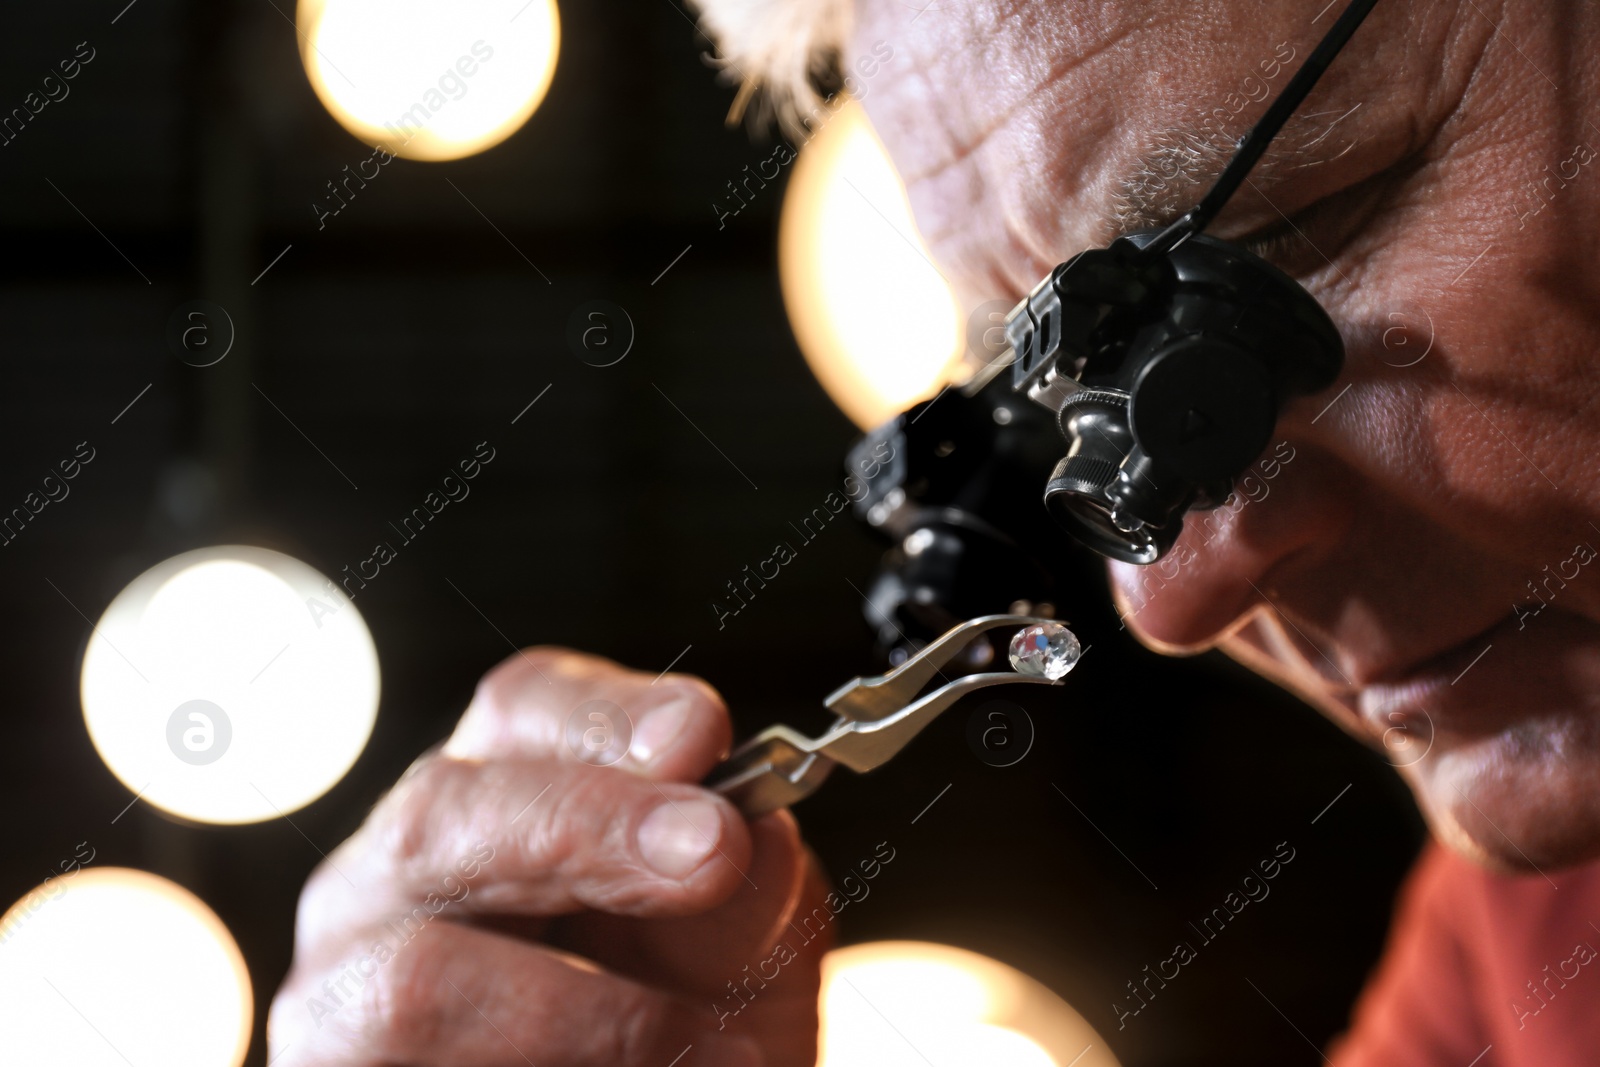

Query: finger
[[555, 818, 827, 1067], [270, 921, 763, 1067], [295, 755, 754, 958], [445, 646, 732, 780], [707, 846, 833, 1067], [557, 812, 809, 994]]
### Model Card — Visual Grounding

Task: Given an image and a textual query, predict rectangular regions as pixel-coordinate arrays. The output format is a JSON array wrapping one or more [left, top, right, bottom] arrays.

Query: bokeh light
[[819, 941, 1122, 1067], [779, 99, 966, 430], [0, 868, 252, 1067], [297, 0, 560, 162], [80, 545, 380, 825]]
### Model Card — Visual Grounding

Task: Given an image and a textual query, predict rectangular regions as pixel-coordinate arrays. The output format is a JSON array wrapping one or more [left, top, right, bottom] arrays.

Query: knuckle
[[456, 647, 628, 747], [378, 755, 467, 872], [472, 647, 558, 707], [458, 649, 560, 737], [362, 927, 450, 1056], [476, 645, 592, 705], [290, 869, 335, 954], [266, 976, 309, 1050], [527, 769, 626, 875], [290, 837, 363, 953]]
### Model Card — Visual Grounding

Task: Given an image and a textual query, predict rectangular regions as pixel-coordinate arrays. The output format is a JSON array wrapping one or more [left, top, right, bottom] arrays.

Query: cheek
[[1324, 238, 1600, 579]]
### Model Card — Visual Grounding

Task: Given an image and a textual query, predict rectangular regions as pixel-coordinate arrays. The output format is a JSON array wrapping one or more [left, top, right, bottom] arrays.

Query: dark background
[[0, 2, 1425, 1065]]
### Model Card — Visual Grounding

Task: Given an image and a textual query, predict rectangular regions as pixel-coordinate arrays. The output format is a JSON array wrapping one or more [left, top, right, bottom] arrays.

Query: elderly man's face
[[852, 0, 1600, 869]]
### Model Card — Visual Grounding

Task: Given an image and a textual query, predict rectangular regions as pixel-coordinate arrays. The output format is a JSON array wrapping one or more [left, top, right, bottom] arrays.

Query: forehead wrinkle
[[887, 4, 1153, 190], [883, 8, 1163, 288]]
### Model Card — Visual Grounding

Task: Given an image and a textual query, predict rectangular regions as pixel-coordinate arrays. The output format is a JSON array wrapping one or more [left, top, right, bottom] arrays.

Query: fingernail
[[685, 1034, 763, 1067], [637, 797, 722, 878], [629, 695, 692, 766]]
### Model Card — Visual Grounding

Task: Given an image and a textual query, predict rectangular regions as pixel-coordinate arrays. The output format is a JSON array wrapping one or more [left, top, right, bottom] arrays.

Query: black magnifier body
[[1008, 231, 1342, 563]]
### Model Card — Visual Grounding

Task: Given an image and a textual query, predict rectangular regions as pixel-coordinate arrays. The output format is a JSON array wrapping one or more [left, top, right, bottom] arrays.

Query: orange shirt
[[1332, 841, 1600, 1066]]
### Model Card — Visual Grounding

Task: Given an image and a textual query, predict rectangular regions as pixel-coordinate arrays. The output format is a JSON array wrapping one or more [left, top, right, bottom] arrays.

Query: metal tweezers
[[704, 615, 1067, 816]]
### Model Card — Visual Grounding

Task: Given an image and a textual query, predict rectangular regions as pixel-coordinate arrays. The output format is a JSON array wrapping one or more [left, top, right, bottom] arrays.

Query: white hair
[[689, 0, 854, 136]]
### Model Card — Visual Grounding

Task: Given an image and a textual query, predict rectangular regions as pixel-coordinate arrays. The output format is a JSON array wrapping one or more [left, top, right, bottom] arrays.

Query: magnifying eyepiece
[[1009, 233, 1342, 565], [1040, 389, 1168, 565]]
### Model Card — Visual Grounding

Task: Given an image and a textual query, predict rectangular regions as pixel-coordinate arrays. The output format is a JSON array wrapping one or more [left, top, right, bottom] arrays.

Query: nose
[[1107, 438, 1359, 652]]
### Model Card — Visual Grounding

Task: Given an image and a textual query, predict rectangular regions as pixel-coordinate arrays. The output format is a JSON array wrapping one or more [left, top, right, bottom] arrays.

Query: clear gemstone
[[1008, 622, 1081, 680]]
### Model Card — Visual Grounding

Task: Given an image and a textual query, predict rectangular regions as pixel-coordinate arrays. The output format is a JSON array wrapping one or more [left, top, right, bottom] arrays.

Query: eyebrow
[[1110, 110, 1353, 237], [1112, 128, 1234, 235]]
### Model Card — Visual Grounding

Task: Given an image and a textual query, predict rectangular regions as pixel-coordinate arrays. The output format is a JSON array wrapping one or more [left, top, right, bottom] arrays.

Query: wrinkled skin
[[854, 0, 1600, 870], [269, 649, 827, 1067]]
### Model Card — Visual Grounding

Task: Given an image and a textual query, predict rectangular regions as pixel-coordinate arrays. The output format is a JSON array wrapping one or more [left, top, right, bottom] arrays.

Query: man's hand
[[268, 648, 827, 1067]]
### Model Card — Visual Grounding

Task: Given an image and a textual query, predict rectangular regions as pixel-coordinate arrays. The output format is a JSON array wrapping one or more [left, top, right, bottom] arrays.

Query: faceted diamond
[[1008, 622, 1081, 680]]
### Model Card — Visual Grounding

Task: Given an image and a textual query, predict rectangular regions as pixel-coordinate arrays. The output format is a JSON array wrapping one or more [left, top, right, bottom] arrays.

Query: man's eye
[[1237, 218, 1341, 276], [1238, 224, 1302, 262], [1233, 171, 1396, 279]]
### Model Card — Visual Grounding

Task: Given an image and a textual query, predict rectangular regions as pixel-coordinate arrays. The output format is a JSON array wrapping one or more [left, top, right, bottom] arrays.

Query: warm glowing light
[[297, 0, 560, 162], [81, 545, 380, 825], [0, 868, 252, 1067], [779, 100, 967, 430], [819, 941, 1123, 1067]]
